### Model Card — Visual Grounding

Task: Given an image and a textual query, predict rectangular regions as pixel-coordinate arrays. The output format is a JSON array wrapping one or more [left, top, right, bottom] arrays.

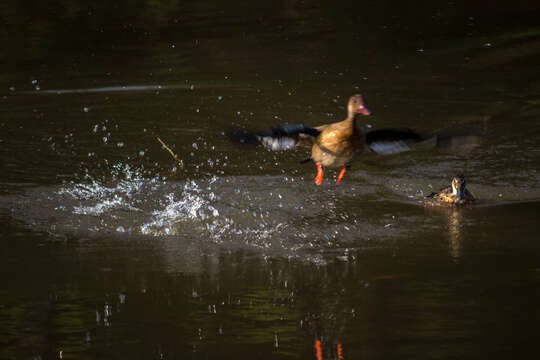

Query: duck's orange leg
[[315, 162, 324, 185], [336, 166, 347, 184]]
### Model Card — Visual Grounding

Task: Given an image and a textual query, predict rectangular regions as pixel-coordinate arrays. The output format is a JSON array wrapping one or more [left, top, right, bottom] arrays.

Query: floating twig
[[157, 137, 184, 167]]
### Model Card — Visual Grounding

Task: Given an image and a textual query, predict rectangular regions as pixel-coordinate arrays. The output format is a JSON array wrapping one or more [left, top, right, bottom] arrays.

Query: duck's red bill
[[359, 107, 371, 115]]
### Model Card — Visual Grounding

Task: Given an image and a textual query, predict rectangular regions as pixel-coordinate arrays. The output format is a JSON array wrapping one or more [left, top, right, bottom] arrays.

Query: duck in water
[[426, 174, 476, 205], [229, 94, 426, 185]]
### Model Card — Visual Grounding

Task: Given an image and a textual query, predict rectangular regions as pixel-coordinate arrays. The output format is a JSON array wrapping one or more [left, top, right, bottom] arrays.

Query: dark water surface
[[2, 1, 540, 359]]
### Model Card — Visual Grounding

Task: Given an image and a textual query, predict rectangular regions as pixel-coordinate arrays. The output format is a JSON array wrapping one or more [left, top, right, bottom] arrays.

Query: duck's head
[[451, 174, 467, 201], [348, 94, 371, 117]]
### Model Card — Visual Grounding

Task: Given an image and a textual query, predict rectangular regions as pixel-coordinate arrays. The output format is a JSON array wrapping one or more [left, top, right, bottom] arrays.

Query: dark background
[[1, 1, 540, 359]]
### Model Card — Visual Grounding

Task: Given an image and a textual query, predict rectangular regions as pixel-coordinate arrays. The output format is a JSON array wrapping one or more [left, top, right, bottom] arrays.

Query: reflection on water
[[314, 339, 343, 360], [19, 82, 255, 95], [424, 205, 467, 261], [447, 209, 464, 260], [2, 201, 540, 359]]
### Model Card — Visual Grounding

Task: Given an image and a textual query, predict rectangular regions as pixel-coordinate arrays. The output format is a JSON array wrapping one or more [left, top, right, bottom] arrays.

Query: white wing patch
[[257, 135, 296, 151], [369, 141, 410, 154]]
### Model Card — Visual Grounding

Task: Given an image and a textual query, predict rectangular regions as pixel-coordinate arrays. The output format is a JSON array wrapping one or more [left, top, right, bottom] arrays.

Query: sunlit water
[[1, 161, 417, 260], [3, 156, 539, 261]]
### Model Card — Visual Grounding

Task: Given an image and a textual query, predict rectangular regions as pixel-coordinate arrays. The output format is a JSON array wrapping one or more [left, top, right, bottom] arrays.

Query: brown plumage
[[307, 95, 370, 184], [311, 96, 368, 166], [426, 174, 476, 205]]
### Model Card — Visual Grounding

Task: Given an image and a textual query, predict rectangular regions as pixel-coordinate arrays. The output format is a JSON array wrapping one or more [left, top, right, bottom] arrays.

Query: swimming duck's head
[[451, 174, 467, 201]]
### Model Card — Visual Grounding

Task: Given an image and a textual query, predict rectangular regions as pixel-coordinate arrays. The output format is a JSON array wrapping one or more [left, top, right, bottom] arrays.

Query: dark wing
[[365, 128, 423, 154], [226, 128, 261, 146], [464, 188, 476, 201], [365, 121, 484, 156], [227, 124, 320, 151]]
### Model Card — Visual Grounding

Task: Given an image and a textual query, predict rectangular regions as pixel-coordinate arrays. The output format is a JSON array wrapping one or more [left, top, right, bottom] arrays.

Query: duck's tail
[[226, 124, 321, 151]]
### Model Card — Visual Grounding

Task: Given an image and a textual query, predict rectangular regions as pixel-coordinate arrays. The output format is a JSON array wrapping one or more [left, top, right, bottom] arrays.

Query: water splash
[[140, 180, 220, 236], [58, 163, 148, 216], [1, 162, 419, 261]]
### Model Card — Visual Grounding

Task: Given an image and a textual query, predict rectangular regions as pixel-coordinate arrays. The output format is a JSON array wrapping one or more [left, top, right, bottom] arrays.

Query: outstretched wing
[[227, 124, 321, 151], [366, 124, 484, 155], [259, 124, 321, 150], [365, 128, 424, 154]]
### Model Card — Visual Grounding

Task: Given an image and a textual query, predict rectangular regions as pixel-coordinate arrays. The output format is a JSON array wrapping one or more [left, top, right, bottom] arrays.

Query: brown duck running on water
[[229, 94, 437, 185], [426, 174, 476, 205], [308, 94, 370, 185]]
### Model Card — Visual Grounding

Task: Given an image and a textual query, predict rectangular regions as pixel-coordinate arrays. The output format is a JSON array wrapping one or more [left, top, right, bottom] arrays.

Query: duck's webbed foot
[[315, 162, 324, 185]]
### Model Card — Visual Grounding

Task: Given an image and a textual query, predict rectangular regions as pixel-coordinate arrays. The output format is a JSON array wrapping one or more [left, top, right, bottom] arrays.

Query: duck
[[228, 94, 430, 185], [426, 174, 476, 205]]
